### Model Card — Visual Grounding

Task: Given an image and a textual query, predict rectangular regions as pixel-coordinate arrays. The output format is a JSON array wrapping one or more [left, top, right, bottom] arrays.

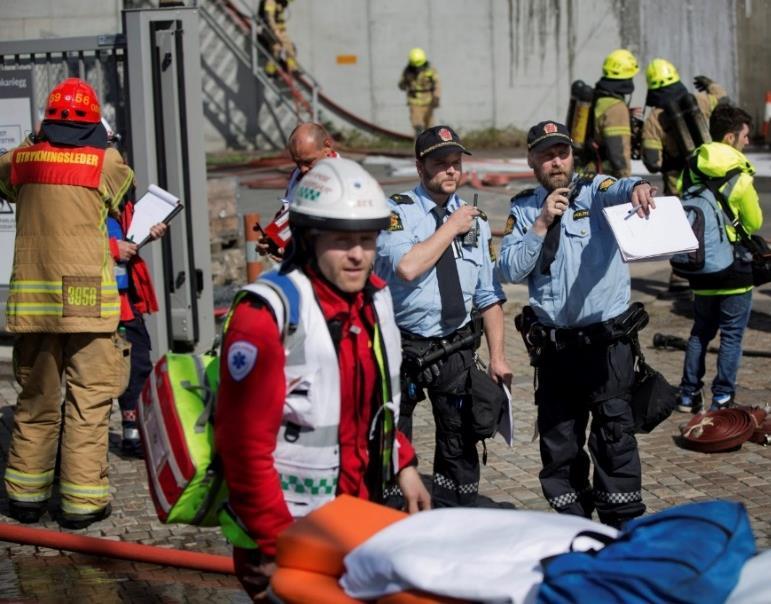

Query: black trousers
[[398, 347, 480, 508], [535, 339, 645, 526], [117, 310, 153, 430]]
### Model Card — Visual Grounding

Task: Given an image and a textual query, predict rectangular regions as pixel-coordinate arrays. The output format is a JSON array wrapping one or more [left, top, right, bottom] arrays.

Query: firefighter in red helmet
[[0, 78, 134, 529]]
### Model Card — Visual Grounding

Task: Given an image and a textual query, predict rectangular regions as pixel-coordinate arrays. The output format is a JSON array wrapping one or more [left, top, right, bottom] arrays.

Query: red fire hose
[[0, 522, 235, 575]]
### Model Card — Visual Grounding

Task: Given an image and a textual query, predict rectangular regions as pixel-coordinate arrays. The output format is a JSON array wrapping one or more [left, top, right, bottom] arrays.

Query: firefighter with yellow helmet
[[259, 0, 297, 76], [399, 48, 441, 135], [642, 58, 728, 195], [591, 49, 640, 177], [0, 78, 134, 529]]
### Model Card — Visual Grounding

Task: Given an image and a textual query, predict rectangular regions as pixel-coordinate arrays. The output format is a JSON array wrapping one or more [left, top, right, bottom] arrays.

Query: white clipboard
[[602, 195, 698, 262], [126, 185, 184, 247]]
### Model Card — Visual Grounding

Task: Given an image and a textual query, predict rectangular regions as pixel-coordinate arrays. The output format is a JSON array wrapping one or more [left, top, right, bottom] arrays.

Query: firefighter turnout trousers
[[409, 105, 435, 134], [535, 338, 645, 526], [4, 332, 130, 514]]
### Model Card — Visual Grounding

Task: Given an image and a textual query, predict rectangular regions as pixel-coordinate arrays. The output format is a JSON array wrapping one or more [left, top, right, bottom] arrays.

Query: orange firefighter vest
[[0, 139, 134, 333]]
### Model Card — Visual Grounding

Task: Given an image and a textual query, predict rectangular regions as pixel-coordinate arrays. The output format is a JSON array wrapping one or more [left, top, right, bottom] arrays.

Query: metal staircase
[[197, 0, 317, 150], [196, 0, 412, 150]]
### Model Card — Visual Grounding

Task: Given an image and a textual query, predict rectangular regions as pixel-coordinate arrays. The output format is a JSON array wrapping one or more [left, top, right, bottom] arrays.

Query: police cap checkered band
[[527, 121, 572, 153]]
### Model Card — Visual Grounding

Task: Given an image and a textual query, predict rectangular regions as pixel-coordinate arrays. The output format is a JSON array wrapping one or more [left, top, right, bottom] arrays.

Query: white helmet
[[289, 158, 391, 232]]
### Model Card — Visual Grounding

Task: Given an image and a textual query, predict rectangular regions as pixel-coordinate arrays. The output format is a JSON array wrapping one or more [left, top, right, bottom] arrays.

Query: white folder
[[126, 185, 183, 247], [602, 195, 698, 262]]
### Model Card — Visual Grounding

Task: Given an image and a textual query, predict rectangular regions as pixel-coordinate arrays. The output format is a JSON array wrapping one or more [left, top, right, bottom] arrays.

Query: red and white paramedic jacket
[[216, 268, 416, 556]]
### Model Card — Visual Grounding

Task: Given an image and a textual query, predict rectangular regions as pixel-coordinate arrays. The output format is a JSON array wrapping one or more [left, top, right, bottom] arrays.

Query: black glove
[[693, 75, 713, 92]]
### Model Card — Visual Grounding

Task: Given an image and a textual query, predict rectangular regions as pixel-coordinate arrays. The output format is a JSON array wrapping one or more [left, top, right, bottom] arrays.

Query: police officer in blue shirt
[[376, 125, 511, 508], [496, 120, 655, 527]]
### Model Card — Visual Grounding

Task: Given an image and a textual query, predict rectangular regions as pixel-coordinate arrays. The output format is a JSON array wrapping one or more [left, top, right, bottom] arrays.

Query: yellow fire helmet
[[602, 49, 639, 79], [408, 47, 428, 68], [646, 58, 681, 90]]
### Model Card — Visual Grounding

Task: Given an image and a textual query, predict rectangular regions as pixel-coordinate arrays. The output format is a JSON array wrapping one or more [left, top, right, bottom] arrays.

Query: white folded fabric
[[340, 508, 618, 603], [726, 550, 771, 603]]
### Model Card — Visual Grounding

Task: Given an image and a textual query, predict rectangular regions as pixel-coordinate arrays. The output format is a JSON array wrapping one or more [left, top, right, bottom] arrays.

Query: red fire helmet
[[45, 77, 101, 124]]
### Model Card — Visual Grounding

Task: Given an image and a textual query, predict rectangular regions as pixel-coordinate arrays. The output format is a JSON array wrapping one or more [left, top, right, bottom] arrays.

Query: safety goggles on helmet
[[602, 49, 639, 80], [45, 78, 101, 124], [289, 158, 391, 232], [645, 58, 680, 90]]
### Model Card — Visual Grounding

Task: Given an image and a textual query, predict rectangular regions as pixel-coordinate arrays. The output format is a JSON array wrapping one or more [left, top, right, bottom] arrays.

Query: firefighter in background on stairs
[[259, 0, 297, 76], [642, 58, 729, 195], [399, 48, 441, 135]]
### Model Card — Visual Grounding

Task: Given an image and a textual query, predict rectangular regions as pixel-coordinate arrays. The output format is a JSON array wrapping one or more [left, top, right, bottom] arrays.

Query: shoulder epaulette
[[596, 176, 617, 192], [510, 188, 535, 203], [390, 193, 414, 205]]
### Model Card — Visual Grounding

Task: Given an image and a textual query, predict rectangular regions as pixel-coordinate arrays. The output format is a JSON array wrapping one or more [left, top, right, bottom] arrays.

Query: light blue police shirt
[[375, 184, 505, 338], [496, 174, 643, 328]]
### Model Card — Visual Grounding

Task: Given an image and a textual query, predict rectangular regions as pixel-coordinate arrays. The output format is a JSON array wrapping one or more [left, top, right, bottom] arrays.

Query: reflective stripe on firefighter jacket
[[399, 64, 441, 107], [594, 96, 632, 177], [0, 138, 133, 333], [260, 0, 289, 32]]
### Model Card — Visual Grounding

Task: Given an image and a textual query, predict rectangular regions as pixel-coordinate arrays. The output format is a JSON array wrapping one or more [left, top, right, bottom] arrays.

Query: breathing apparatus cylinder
[[566, 80, 594, 150], [663, 93, 713, 158], [630, 106, 644, 160], [680, 93, 712, 149], [663, 97, 696, 157]]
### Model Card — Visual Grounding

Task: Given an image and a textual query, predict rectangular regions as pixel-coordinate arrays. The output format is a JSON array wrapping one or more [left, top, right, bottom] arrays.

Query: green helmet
[[645, 58, 681, 90], [602, 49, 639, 79]]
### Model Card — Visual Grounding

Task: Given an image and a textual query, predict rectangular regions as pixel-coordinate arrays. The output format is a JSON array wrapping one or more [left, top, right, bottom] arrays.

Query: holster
[[514, 306, 546, 367], [515, 303, 650, 366]]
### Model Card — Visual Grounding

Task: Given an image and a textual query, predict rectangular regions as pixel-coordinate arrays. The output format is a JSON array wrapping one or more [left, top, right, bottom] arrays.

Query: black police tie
[[540, 215, 562, 276], [540, 181, 582, 275], [432, 206, 466, 332]]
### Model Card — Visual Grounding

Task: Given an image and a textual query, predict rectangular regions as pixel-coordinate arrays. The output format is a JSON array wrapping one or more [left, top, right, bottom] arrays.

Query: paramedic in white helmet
[[215, 158, 431, 600]]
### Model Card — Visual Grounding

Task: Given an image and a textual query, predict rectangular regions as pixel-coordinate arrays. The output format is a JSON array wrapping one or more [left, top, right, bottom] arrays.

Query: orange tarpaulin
[[271, 495, 464, 603]]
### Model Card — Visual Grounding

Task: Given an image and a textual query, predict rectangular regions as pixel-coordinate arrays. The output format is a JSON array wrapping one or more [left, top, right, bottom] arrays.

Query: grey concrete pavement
[[0, 156, 769, 600]]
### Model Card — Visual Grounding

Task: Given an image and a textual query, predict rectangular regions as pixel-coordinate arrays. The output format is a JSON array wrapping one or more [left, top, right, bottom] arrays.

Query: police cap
[[415, 125, 471, 160], [527, 121, 572, 154]]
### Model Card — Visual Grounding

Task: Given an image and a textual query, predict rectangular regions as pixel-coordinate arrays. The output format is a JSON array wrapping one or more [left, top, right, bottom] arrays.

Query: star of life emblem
[[227, 341, 258, 382]]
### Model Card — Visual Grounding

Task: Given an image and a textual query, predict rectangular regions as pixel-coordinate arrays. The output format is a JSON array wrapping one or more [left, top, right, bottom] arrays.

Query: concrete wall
[[287, 0, 744, 135], [1, 0, 766, 148], [736, 0, 771, 133]]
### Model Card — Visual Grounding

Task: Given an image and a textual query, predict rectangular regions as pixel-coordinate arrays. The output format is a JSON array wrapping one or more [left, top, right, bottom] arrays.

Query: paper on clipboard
[[126, 185, 183, 247], [497, 384, 515, 447], [602, 195, 698, 262]]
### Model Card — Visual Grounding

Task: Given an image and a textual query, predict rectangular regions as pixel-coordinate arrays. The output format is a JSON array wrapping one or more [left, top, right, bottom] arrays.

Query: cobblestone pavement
[[0, 270, 770, 600]]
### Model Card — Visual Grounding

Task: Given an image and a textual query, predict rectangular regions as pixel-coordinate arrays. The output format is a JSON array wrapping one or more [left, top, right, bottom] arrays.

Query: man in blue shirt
[[496, 120, 655, 527], [376, 125, 511, 508]]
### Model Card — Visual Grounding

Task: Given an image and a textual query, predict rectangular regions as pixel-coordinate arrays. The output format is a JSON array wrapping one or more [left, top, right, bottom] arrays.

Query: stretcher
[[268, 495, 463, 603]]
